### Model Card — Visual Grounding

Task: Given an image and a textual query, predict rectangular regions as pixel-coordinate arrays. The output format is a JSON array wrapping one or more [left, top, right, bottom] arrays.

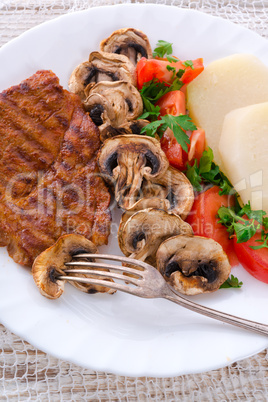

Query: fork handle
[[164, 288, 268, 336]]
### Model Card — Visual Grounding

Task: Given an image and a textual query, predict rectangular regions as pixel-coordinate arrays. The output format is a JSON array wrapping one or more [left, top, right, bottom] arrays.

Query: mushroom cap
[[118, 198, 170, 242], [156, 235, 231, 295], [32, 234, 114, 299], [142, 166, 194, 220], [100, 28, 152, 65], [100, 119, 149, 142], [97, 135, 169, 209], [68, 51, 136, 101], [118, 208, 193, 267], [84, 81, 143, 137]]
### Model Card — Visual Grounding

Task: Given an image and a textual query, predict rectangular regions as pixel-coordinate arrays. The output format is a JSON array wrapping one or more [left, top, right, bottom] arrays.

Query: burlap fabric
[[0, 1, 268, 400]]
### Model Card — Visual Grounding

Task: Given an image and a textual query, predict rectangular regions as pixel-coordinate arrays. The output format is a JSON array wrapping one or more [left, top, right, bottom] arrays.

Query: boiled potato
[[219, 102, 268, 211], [187, 54, 268, 168]]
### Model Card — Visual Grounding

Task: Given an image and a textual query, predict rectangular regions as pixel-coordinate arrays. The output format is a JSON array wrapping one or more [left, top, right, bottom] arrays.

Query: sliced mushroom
[[68, 51, 136, 100], [32, 234, 114, 299], [118, 198, 170, 243], [100, 119, 149, 141], [98, 135, 169, 209], [84, 81, 143, 139], [118, 208, 193, 267], [100, 28, 152, 65], [142, 166, 194, 220], [156, 235, 231, 295]]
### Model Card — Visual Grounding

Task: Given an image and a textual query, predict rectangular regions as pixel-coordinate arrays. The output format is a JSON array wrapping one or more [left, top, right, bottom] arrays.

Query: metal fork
[[57, 253, 268, 336]]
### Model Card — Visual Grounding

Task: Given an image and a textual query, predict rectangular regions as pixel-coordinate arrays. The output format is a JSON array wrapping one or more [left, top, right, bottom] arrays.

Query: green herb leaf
[[198, 147, 213, 174], [138, 104, 160, 120], [176, 69, 185, 79], [170, 78, 184, 91], [263, 217, 268, 230], [185, 147, 235, 195], [140, 78, 184, 114], [250, 239, 268, 250], [183, 60, 194, 69], [153, 40, 173, 58], [239, 201, 266, 224], [185, 160, 202, 192], [167, 55, 179, 63], [217, 206, 237, 228], [140, 120, 164, 137], [220, 274, 243, 289], [140, 80, 171, 105], [233, 221, 257, 243], [161, 115, 194, 152]]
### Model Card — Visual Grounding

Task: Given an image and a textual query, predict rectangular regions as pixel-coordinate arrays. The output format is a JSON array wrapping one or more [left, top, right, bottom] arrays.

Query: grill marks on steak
[[0, 70, 111, 267]]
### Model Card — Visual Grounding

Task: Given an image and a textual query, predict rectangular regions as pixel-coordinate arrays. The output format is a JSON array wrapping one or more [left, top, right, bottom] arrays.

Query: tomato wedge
[[156, 90, 186, 116], [186, 186, 239, 267], [234, 226, 268, 284], [136, 57, 204, 89], [160, 129, 188, 171], [188, 128, 206, 165], [156, 91, 206, 170], [157, 91, 187, 170]]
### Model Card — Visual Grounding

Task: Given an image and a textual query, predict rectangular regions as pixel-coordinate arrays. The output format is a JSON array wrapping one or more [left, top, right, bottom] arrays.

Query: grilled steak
[[0, 70, 111, 267]]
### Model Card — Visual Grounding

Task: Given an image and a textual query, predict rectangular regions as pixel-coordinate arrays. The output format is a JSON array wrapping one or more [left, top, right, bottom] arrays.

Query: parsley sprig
[[220, 275, 243, 289], [153, 40, 173, 58], [139, 79, 184, 120], [217, 201, 268, 246], [140, 114, 196, 152], [185, 147, 233, 194], [153, 40, 179, 63]]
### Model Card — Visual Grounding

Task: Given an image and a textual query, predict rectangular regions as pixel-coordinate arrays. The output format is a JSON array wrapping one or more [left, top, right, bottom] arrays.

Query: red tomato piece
[[234, 227, 268, 284], [188, 128, 206, 164], [180, 58, 204, 84], [156, 90, 186, 116], [160, 129, 188, 170], [186, 186, 239, 268], [136, 58, 173, 89], [157, 91, 187, 170], [136, 57, 204, 89]]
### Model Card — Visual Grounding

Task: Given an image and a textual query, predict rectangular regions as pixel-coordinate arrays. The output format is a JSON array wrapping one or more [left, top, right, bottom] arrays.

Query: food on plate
[[118, 198, 170, 233], [32, 234, 115, 299], [219, 102, 268, 212], [156, 235, 231, 295], [69, 51, 136, 100], [136, 57, 204, 90], [187, 54, 268, 167], [118, 208, 193, 266], [0, 70, 111, 267], [84, 81, 143, 141], [97, 134, 169, 209], [233, 226, 268, 284], [141, 166, 194, 220], [100, 28, 152, 65], [99, 118, 149, 140], [186, 186, 239, 268], [69, 28, 151, 142]]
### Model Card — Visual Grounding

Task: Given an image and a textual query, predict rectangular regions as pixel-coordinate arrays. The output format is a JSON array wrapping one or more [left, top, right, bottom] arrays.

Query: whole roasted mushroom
[[100, 28, 152, 65], [156, 235, 231, 295], [32, 234, 115, 299], [98, 135, 169, 209], [84, 81, 143, 141], [142, 166, 194, 220], [118, 208, 193, 267], [68, 51, 136, 100]]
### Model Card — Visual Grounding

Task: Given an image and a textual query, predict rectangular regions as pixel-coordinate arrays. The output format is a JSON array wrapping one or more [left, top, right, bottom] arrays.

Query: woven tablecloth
[[0, 1, 268, 400]]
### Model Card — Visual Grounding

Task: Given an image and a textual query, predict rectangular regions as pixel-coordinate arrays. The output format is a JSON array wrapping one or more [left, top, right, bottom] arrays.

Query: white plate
[[0, 4, 267, 378]]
